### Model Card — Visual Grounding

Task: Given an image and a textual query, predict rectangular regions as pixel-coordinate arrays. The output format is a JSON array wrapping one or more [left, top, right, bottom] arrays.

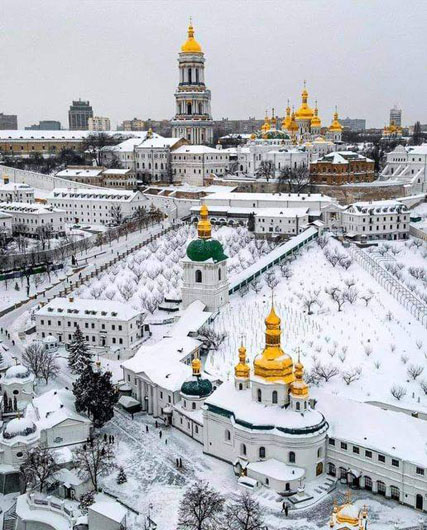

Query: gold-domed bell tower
[[252, 297, 294, 406], [197, 203, 211, 239], [282, 100, 291, 131], [327, 106, 343, 143], [290, 349, 310, 412], [287, 108, 299, 145], [310, 101, 322, 136], [234, 343, 250, 390]]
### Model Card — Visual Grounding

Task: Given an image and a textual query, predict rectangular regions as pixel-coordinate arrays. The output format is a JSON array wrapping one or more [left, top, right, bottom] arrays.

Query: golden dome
[[197, 203, 211, 239], [250, 132, 256, 140], [290, 351, 309, 398], [282, 100, 291, 130], [311, 102, 322, 128], [287, 109, 299, 133], [235, 344, 250, 379], [181, 20, 202, 53], [295, 83, 314, 120], [329, 108, 343, 132], [192, 357, 201, 376], [253, 299, 294, 382]]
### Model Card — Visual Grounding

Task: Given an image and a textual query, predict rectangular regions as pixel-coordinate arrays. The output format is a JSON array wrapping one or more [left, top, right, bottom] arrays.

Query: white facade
[[46, 188, 148, 225], [0, 211, 13, 235], [35, 297, 144, 354], [1, 365, 35, 411], [171, 23, 214, 145], [341, 200, 409, 240], [0, 202, 65, 237], [135, 136, 186, 181], [172, 145, 229, 186], [88, 116, 111, 131], [380, 144, 427, 193], [0, 181, 34, 203], [254, 208, 310, 237]]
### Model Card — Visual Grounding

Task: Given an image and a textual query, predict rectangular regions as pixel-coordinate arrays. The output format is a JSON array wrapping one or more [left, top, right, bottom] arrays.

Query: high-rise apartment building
[[0, 113, 18, 130], [390, 106, 402, 127], [68, 100, 93, 130], [340, 117, 366, 131], [120, 118, 145, 131], [88, 116, 111, 131], [25, 120, 61, 130]]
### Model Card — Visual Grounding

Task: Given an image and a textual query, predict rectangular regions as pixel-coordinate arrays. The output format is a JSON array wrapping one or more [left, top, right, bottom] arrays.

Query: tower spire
[[197, 203, 212, 239]]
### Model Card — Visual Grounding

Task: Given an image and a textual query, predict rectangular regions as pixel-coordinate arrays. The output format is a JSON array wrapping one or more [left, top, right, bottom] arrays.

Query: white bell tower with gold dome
[[171, 20, 214, 145]]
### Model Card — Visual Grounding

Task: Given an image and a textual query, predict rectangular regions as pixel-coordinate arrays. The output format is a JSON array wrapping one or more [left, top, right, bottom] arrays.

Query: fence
[[350, 246, 427, 328]]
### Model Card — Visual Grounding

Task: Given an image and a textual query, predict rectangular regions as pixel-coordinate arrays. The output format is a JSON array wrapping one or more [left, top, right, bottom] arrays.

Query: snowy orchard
[[76, 225, 275, 315]]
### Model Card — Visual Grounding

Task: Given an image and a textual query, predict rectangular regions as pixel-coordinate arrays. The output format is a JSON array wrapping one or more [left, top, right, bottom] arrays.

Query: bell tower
[[171, 21, 214, 145]]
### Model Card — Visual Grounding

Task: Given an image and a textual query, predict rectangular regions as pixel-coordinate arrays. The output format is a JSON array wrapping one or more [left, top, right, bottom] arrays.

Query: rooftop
[[47, 188, 143, 201], [36, 297, 142, 321], [56, 168, 104, 178], [173, 145, 225, 154], [0, 201, 64, 214], [205, 191, 333, 203]]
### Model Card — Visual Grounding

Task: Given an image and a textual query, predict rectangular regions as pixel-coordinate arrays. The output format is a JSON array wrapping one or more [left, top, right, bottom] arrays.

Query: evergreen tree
[[68, 325, 92, 374], [73, 366, 119, 427], [247, 213, 255, 233], [412, 121, 422, 146], [78, 490, 96, 514], [116, 467, 127, 484]]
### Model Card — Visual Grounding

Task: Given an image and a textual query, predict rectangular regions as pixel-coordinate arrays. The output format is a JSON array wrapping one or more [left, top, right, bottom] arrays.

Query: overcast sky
[[1, 0, 426, 129]]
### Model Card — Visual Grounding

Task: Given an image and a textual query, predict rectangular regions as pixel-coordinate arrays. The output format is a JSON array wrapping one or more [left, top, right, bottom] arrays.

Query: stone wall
[[311, 183, 406, 204]]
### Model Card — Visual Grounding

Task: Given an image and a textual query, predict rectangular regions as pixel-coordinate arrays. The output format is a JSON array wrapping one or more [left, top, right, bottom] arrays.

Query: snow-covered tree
[[177, 481, 225, 530], [22, 342, 45, 379], [390, 384, 407, 401], [79, 490, 96, 514], [116, 466, 127, 484], [68, 326, 92, 374], [20, 446, 59, 492], [198, 326, 227, 352], [73, 366, 119, 427], [223, 492, 264, 530], [73, 435, 115, 490]]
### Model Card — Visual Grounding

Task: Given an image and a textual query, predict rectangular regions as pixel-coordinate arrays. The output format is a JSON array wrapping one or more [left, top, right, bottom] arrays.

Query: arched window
[[285, 482, 290, 491], [192, 402, 196, 410], [377, 481, 386, 496], [187, 102, 192, 115], [240, 443, 246, 456], [198, 102, 202, 114], [188, 68, 192, 83], [296, 401, 300, 411], [390, 486, 400, 500], [317, 447, 322, 458], [259, 447, 266, 458], [257, 388, 262, 402], [218, 268, 222, 281], [239, 383, 243, 390], [289, 451, 295, 463], [225, 429, 231, 441], [364, 476, 372, 490], [272, 391, 278, 404], [265, 477, 269, 485], [195, 270, 202, 283]]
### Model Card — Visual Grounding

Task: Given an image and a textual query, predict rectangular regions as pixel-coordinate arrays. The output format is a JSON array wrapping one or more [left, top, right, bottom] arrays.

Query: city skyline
[[1, 0, 426, 129]]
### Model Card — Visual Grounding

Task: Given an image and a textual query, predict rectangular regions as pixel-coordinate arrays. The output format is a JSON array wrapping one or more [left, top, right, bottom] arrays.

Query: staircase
[[2, 502, 17, 530]]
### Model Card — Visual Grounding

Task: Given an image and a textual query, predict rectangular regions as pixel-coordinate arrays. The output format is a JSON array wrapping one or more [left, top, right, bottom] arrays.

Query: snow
[[247, 459, 305, 481], [205, 191, 333, 203], [102, 168, 132, 175], [0, 130, 147, 140], [3, 416, 36, 437], [90, 499, 127, 522], [54, 468, 85, 487], [173, 145, 223, 154], [0, 201, 64, 214], [166, 300, 212, 337], [118, 395, 140, 408], [315, 389, 427, 467], [4, 364, 33, 383], [36, 297, 142, 321], [56, 168, 103, 178], [31, 388, 91, 430]]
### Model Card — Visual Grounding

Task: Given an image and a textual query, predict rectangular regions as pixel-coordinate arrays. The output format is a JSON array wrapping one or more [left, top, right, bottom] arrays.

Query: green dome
[[181, 377, 213, 398], [186, 238, 227, 263]]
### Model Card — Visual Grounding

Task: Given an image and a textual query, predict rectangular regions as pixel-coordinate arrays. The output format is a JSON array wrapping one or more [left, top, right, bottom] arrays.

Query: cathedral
[[171, 21, 214, 145]]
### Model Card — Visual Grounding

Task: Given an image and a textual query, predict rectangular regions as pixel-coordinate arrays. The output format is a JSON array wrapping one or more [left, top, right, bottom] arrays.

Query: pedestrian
[[155, 421, 158, 428], [179, 457, 182, 468], [285, 503, 289, 517], [165, 439, 167, 445], [159, 431, 162, 439], [146, 425, 149, 433], [281, 501, 286, 513]]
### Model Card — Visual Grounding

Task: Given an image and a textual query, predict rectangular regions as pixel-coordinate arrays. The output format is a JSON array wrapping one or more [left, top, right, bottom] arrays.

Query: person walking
[[285, 503, 289, 517], [159, 430, 162, 439]]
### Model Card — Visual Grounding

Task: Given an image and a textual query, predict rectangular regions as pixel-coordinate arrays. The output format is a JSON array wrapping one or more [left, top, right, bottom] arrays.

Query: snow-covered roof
[[138, 137, 183, 149], [31, 388, 91, 430], [102, 168, 133, 175], [313, 151, 374, 165], [0, 182, 33, 191], [347, 200, 409, 215], [4, 364, 33, 382], [36, 297, 142, 321], [315, 390, 427, 467], [205, 382, 326, 433], [0, 202, 64, 214], [89, 500, 127, 523], [54, 468, 86, 487], [3, 417, 37, 440], [407, 144, 427, 155], [47, 188, 144, 202], [205, 191, 332, 203], [247, 459, 305, 481], [0, 130, 146, 140], [254, 208, 310, 218], [173, 145, 226, 154], [56, 168, 104, 178], [166, 300, 212, 337], [0, 211, 13, 219]]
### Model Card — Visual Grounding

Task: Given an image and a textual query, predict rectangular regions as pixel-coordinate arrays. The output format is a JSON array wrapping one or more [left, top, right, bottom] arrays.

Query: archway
[[416, 494, 423, 510], [316, 462, 323, 476]]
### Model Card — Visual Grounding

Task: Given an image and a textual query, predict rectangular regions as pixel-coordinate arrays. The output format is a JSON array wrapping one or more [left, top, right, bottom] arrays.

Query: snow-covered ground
[[207, 237, 427, 410]]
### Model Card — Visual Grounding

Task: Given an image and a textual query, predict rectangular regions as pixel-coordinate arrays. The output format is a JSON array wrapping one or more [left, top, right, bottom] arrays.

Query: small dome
[[181, 22, 202, 53], [5, 365, 31, 380], [186, 238, 227, 263], [181, 377, 213, 398], [3, 417, 37, 439]]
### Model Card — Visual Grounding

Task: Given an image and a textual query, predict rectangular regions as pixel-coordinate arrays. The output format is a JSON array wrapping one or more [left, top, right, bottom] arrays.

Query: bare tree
[[22, 342, 45, 379], [20, 446, 59, 493], [325, 286, 346, 312], [390, 384, 407, 401], [280, 263, 292, 280], [420, 380, 427, 395], [361, 291, 374, 306], [265, 270, 280, 289], [223, 492, 265, 530], [110, 205, 123, 226], [177, 481, 225, 530], [316, 234, 330, 249], [118, 281, 135, 302], [73, 435, 115, 491], [198, 326, 227, 352], [278, 165, 311, 193], [302, 290, 320, 315], [255, 161, 274, 182], [342, 367, 362, 385], [312, 362, 340, 382], [250, 279, 262, 294], [407, 364, 424, 380], [343, 286, 359, 304], [40, 349, 59, 384]]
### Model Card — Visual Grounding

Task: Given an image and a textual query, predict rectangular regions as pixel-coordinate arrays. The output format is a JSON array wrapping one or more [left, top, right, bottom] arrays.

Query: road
[[0, 221, 171, 367]]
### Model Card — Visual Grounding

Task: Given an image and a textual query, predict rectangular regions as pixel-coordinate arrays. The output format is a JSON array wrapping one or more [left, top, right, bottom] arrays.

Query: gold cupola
[[295, 82, 314, 120], [181, 19, 203, 54], [261, 110, 271, 134], [235, 343, 250, 379], [290, 350, 309, 398], [329, 107, 343, 132], [311, 101, 322, 128], [192, 356, 201, 376], [282, 100, 291, 130], [197, 203, 212, 239], [253, 298, 294, 382]]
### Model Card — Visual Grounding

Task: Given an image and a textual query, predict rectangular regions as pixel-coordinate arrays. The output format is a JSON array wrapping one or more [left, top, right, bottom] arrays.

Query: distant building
[[55, 166, 137, 189], [172, 145, 229, 186], [68, 100, 93, 130], [120, 118, 145, 131], [0, 202, 66, 237], [390, 106, 402, 127], [340, 117, 366, 131], [310, 151, 375, 185], [0, 179, 35, 203], [25, 120, 61, 130], [0, 113, 17, 130], [88, 116, 111, 131]]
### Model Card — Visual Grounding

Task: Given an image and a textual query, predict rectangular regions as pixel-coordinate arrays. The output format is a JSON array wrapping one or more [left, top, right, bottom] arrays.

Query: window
[[416, 467, 424, 475], [341, 442, 347, 450], [218, 268, 222, 281], [365, 450, 372, 458], [257, 388, 262, 402], [195, 270, 202, 283], [259, 447, 266, 458], [192, 402, 196, 410], [329, 438, 335, 446], [353, 446, 360, 454], [317, 447, 322, 457], [289, 451, 295, 463], [392, 459, 399, 468], [225, 430, 231, 441], [328, 463, 336, 476], [272, 390, 278, 404], [378, 454, 385, 463], [16, 452, 23, 458], [296, 402, 300, 411], [240, 443, 246, 456]]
